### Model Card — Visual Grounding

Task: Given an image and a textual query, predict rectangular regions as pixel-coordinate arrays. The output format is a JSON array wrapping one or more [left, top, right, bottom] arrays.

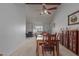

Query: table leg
[[57, 41, 59, 56], [36, 41, 39, 56]]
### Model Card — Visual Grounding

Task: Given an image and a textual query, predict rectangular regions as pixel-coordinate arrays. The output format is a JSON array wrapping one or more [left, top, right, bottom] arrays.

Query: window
[[35, 26, 43, 31], [33, 26, 43, 33]]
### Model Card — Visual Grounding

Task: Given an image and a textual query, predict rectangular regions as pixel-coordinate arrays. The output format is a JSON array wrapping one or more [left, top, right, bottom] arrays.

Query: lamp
[[40, 9, 49, 15]]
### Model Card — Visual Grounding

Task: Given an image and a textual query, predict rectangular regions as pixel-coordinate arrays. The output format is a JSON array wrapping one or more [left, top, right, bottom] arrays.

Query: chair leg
[[53, 46, 55, 56], [57, 42, 59, 56], [36, 41, 39, 56], [42, 46, 44, 56]]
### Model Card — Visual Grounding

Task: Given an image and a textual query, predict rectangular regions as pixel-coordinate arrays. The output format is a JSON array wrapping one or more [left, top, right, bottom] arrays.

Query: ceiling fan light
[[44, 10, 49, 14], [44, 10, 47, 13]]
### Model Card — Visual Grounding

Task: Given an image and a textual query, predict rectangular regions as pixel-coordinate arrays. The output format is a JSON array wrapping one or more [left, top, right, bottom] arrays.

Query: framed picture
[[68, 10, 79, 25]]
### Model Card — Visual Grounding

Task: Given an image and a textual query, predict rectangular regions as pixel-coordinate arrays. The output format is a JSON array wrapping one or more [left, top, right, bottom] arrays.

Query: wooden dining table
[[36, 38, 60, 56]]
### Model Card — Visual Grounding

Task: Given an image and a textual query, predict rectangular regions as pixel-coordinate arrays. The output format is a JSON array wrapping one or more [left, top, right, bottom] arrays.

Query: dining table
[[36, 35, 60, 56]]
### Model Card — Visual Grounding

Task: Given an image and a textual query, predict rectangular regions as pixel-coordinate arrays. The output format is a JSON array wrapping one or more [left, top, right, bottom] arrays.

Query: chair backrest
[[51, 34, 56, 40], [47, 34, 52, 47], [43, 33, 52, 47], [43, 32, 49, 40], [51, 33, 57, 45]]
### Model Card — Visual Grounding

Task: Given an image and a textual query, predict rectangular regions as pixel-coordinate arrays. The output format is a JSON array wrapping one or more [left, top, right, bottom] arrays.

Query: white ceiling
[[26, 4, 60, 25]]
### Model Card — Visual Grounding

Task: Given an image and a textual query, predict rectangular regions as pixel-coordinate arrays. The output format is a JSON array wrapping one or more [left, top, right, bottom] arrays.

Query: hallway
[[10, 37, 76, 56], [0, 3, 79, 56]]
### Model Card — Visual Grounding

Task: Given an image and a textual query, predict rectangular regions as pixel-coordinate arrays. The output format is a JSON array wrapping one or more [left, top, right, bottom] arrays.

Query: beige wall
[[51, 3, 79, 33], [0, 3, 26, 55]]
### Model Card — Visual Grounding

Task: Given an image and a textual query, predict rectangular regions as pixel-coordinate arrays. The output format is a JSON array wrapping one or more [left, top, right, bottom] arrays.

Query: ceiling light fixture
[[40, 9, 49, 15], [40, 3, 59, 15]]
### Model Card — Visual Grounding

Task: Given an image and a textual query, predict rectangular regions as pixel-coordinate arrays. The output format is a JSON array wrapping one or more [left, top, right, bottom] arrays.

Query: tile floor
[[10, 37, 77, 56]]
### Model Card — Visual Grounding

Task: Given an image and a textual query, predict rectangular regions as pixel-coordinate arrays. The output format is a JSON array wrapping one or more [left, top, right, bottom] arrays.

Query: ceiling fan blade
[[47, 11, 51, 14], [47, 7, 57, 10]]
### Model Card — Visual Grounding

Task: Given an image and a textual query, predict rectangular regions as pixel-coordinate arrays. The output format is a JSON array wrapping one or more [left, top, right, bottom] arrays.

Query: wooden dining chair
[[41, 34, 55, 56], [51, 33, 60, 56], [37, 32, 49, 56]]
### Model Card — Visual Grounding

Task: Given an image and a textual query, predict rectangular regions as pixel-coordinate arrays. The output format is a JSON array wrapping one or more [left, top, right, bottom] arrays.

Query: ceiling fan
[[40, 3, 57, 15]]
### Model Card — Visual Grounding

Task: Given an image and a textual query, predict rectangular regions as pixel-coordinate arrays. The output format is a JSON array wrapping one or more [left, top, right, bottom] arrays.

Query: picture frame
[[68, 10, 79, 25]]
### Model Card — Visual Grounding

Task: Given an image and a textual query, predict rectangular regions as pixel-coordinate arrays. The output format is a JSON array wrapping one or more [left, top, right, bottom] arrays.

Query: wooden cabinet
[[72, 31, 78, 54], [69, 31, 73, 51], [62, 31, 64, 45], [59, 33, 62, 44], [63, 31, 65, 46], [60, 31, 69, 48], [65, 31, 69, 48], [60, 31, 64, 45], [67, 30, 77, 54], [69, 30, 78, 54], [77, 31, 79, 55], [59, 30, 79, 55]]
